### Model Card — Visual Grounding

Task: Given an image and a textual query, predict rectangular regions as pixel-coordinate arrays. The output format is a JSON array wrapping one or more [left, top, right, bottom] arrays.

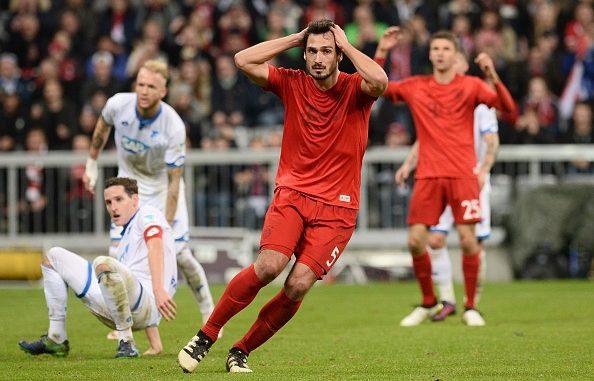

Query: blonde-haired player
[[83, 60, 217, 348]]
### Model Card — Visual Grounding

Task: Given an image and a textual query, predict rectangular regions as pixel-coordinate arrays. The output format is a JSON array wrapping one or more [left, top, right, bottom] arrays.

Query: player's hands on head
[[330, 24, 349, 51]]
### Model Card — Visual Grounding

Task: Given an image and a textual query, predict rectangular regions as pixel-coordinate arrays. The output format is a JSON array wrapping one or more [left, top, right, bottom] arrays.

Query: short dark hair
[[303, 19, 336, 48], [104, 177, 138, 197], [430, 30, 461, 52]]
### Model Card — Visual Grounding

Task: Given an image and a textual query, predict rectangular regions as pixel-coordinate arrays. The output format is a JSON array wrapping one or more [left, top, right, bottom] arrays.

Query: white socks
[[177, 248, 214, 321], [42, 265, 68, 343], [428, 246, 456, 304]]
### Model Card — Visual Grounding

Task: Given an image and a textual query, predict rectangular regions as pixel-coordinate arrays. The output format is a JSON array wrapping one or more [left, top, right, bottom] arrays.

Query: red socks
[[412, 252, 437, 306], [235, 289, 302, 354], [202, 265, 265, 341], [462, 252, 481, 309]]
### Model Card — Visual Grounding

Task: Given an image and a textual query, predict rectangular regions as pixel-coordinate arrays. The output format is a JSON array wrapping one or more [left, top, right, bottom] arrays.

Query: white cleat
[[462, 309, 486, 326], [177, 331, 213, 373], [400, 303, 444, 327]]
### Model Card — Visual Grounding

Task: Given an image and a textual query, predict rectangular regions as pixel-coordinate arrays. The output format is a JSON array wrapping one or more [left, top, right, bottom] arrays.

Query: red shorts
[[407, 178, 481, 226], [260, 187, 358, 279]]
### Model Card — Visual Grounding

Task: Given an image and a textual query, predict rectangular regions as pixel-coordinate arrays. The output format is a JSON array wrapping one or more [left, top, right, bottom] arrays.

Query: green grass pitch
[[1, 281, 593, 380]]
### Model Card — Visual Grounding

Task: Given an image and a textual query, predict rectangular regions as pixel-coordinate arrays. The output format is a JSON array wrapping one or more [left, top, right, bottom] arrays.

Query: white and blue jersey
[[103, 93, 190, 249], [430, 104, 498, 240], [116, 204, 177, 297]]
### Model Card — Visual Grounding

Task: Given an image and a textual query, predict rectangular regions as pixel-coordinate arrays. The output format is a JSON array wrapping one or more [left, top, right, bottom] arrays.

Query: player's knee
[[428, 234, 446, 250], [93, 255, 117, 274], [284, 278, 311, 300], [459, 236, 479, 254], [44, 247, 64, 267], [407, 236, 425, 255], [254, 250, 287, 283]]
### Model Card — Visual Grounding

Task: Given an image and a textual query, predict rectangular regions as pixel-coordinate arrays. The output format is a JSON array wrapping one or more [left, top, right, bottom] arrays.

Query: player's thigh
[[447, 178, 481, 224], [430, 205, 454, 234], [93, 257, 145, 313], [296, 204, 358, 279], [45, 247, 113, 323], [408, 178, 448, 225], [259, 188, 306, 259]]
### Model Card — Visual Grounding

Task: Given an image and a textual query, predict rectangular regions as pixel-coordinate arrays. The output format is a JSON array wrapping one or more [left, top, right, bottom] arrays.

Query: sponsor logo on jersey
[[122, 121, 129, 127], [122, 135, 149, 154], [150, 130, 159, 138], [339, 194, 351, 203]]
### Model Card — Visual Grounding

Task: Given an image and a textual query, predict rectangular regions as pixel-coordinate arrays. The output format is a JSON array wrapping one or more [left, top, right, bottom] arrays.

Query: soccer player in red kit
[[178, 19, 387, 373], [374, 27, 516, 327]]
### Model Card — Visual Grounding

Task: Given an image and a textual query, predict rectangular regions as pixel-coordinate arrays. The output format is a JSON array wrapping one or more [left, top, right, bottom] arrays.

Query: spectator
[[30, 79, 78, 150], [302, 0, 346, 27], [81, 51, 124, 101], [168, 82, 208, 148], [562, 101, 594, 175], [96, 0, 138, 52], [19, 127, 49, 233], [0, 92, 28, 151], [233, 135, 271, 229], [126, 19, 168, 78], [514, 76, 559, 143], [0, 53, 34, 104], [210, 54, 252, 130], [5, 13, 48, 79], [66, 134, 94, 232]]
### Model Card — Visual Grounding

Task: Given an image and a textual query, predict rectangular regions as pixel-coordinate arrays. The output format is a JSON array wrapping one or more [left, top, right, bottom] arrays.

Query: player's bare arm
[[143, 326, 163, 355], [146, 236, 177, 321], [83, 117, 113, 194], [475, 52, 517, 117], [330, 24, 387, 97], [395, 140, 419, 187], [234, 29, 306, 87], [165, 166, 183, 225], [375, 26, 402, 59], [475, 132, 500, 189]]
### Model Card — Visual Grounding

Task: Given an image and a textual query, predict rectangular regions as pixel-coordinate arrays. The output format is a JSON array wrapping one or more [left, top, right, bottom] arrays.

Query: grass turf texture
[[1, 281, 593, 380]]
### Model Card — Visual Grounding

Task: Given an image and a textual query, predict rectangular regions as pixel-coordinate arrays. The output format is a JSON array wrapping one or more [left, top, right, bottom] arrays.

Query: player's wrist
[[85, 158, 98, 186]]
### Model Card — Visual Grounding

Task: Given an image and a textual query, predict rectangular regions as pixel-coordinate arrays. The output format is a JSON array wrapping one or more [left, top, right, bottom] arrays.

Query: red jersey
[[384, 74, 512, 178], [265, 65, 376, 209]]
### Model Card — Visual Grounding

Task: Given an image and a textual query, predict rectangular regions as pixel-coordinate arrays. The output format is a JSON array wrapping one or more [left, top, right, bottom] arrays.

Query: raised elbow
[[234, 52, 247, 70]]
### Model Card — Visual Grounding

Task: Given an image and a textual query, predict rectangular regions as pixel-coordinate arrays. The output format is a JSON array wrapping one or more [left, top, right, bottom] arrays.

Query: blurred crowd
[[0, 0, 594, 232], [0, 0, 593, 153]]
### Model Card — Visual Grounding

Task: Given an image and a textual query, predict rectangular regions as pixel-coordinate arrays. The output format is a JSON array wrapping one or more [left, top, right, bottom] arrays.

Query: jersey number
[[326, 246, 340, 267], [461, 199, 481, 221]]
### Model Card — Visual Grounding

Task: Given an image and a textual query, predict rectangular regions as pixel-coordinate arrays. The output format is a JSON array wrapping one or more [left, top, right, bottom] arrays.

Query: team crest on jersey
[[122, 135, 149, 154], [142, 213, 157, 227], [121, 121, 129, 127]]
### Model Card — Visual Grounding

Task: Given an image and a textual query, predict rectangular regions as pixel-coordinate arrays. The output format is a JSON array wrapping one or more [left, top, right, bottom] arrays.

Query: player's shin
[[177, 248, 214, 321], [429, 246, 456, 304], [42, 265, 68, 344], [97, 270, 134, 342], [475, 249, 487, 304]]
